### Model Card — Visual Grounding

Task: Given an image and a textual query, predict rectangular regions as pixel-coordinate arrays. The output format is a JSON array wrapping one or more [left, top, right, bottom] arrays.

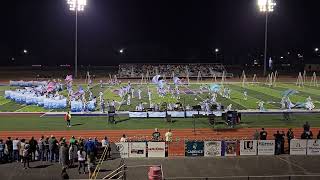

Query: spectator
[[77, 147, 86, 174], [260, 128, 267, 140], [22, 144, 30, 169], [152, 128, 161, 141], [29, 137, 38, 161], [274, 131, 282, 155], [253, 130, 260, 140], [19, 139, 26, 163], [68, 141, 77, 168], [87, 152, 96, 179], [69, 136, 76, 145], [44, 137, 50, 161], [286, 128, 294, 151], [165, 129, 173, 142], [303, 121, 310, 132], [317, 130, 320, 139], [0, 139, 4, 162], [6, 137, 13, 162], [101, 136, 111, 159], [120, 134, 127, 142], [49, 135, 58, 162], [301, 131, 313, 139], [38, 136, 45, 161], [59, 142, 69, 169], [84, 138, 96, 159], [12, 138, 20, 162]]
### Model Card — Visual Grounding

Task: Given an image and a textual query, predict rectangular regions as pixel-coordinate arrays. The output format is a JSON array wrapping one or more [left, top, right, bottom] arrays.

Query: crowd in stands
[[118, 64, 227, 78]]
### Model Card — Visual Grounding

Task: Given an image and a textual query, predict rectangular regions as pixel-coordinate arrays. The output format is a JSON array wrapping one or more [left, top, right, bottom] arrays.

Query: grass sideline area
[[1, 82, 320, 112], [0, 114, 319, 131]]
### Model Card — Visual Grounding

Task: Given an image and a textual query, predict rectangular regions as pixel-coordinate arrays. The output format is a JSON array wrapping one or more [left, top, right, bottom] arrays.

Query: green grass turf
[[1, 82, 320, 112], [0, 114, 319, 131]]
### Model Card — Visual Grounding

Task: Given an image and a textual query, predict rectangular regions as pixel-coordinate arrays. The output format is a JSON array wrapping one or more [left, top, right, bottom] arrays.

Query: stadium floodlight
[[258, 0, 276, 12], [66, 0, 87, 79], [23, 49, 28, 54], [215, 48, 219, 53], [257, 0, 276, 76], [315, 48, 319, 52], [67, 0, 87, 11]]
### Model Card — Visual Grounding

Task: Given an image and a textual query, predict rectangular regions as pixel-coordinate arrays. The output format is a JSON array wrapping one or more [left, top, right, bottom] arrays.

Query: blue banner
[[185, 141, 204, 157]]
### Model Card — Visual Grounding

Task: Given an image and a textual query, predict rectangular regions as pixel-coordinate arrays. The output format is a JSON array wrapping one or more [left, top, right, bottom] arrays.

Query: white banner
[[147, 142, 165, 157], [204, 141, 221, 157], [258, 140, 275, 155], [111, 142, 129, 158], [148, 112, 166, 118], [129, 142, 146, 158], [307, 139, 320, 155], [290, 139, 307, 155], [240, 140, 257, 156]]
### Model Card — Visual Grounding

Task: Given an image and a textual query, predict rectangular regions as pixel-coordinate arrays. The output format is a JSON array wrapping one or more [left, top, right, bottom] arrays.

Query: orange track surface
[[0, 128, 318, 142]]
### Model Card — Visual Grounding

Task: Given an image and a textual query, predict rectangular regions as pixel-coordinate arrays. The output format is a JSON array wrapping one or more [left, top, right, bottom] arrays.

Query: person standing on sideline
[[101, 136, 111, 159], [260, 128, 268, 140], [29, 137, 37, 161], [65, 111, 72, 128], [22, 144, 30, 169], [152, 128, 161, 141], [19, 139, 26, 162], [6, 137, 13, 162], [120, 134, 127, 142], [77, 147, 86, 174], [165, 129, 173, 142], [286, 128, 294, 151], [0, 139, 4, 162], [38, 136, 45, 161], [12, 138, 20, 162]]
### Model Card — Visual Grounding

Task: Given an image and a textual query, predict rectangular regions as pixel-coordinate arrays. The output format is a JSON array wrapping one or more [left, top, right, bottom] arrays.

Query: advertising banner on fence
[[223, 141, 237, 156], [147, 142, 165, 157], [258, 140, 275, 155], [129, 142, 146, 158], [185, 141, 204, 156], [240, 140, 257, 156], [111, 142, 129, 158], [307, 139, 320, 155], [204, 141, 221, 157], [290, 139, 307, 155]]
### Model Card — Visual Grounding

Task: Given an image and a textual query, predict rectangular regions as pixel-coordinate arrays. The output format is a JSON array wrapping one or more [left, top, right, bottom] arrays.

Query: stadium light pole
[[67, 0, 87, 79], [258, 0, 276, 76]]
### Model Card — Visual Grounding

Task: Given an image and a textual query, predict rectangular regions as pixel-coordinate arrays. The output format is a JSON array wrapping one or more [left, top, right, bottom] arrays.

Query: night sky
[[1, 0, 320, 66]]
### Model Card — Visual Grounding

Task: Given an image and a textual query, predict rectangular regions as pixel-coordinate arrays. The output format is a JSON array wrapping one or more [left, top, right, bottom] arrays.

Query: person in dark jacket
[[260, 128, 267, 140], [29, 137, 38, 161], [286, 128, 294, 151], [6, 137, 13, 162], [49, 135, 58, 162], [59, 142, 69, 169]]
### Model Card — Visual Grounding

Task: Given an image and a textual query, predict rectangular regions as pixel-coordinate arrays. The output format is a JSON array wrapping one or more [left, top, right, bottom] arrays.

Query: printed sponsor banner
[[111, 142, 129, 158], [204, 141, 221, 157], [258, 140, 275, 155], [240, 140, 257, 156], [129, 112, 148, 118], [148, 142, 165, 157], [290, 139, 307, 155], [167, 111, 185, 118], [307, 139, 320, 155], [129, 142, 146, 158], [223, 141, 237, 156], [168, 141, 185, 157], [148, 112, 166, 118], [185, 141, 204, 157]]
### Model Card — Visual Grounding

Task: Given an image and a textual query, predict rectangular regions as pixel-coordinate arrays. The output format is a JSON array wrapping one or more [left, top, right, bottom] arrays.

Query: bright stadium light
[[215, 48, 219, 53], [23, 49, 28, 54], [315, 48, 319, 52], [67, 0, 87, 11], [66, 0, 87, 79], [258, 0, 276, 12], [257, 0, 276, 76]]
